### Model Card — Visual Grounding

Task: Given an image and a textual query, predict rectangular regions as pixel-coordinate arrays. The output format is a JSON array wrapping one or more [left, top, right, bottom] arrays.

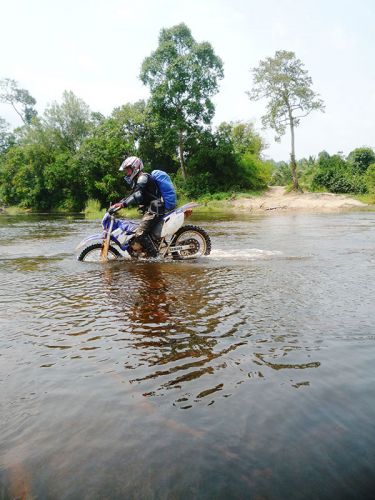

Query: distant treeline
[[1, 90, 374, 211], [0, 92, 272, 211], [271, 148, 375, 195]]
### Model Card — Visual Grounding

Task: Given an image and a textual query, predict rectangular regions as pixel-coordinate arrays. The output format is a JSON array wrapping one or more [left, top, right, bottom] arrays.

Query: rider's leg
[[134, 211, 161, 257]]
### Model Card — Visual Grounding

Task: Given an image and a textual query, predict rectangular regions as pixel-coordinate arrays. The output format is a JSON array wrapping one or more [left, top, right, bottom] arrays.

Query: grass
[[176, 190, 265, 215], [84, 199, 140, 220], [84, 199, 104, 219], [354, 193, 375, 205], [1, 205, 30, 215]]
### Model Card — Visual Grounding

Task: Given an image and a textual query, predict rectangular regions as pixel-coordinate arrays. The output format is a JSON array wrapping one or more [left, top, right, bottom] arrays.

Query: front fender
[[75, 233, 105, 251]]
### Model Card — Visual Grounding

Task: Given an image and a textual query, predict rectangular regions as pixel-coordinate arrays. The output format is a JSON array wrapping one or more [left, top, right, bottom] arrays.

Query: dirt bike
[[76, 202, 211, 262]]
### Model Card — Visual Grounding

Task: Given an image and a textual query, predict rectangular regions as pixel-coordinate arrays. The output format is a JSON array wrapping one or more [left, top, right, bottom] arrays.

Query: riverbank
[[1, 187, 373, 217], [201, 186, 372, 213]]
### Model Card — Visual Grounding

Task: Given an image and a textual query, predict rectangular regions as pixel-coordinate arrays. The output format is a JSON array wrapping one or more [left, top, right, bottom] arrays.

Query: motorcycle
[[76, 202, 211, 262]]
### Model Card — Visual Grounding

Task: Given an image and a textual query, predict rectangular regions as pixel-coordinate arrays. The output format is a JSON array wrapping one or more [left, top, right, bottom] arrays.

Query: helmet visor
[[123, 166, 133, 176]]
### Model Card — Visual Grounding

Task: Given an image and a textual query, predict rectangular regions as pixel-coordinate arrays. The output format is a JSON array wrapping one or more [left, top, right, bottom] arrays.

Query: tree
[[0, 142, 53, 209], [140, 23, 224, 179], [0, 91, 96, 211], [247, 50, 324, 190], [111, 100, 177, 172], [269, 160, 292, 185], [217, 121, 266, 158], [347, 147, 375, 174], [0, 78, 37, 124], [73, 114, 134, 206], [43, 90, 93, 152], [0, 117, 14, 154]]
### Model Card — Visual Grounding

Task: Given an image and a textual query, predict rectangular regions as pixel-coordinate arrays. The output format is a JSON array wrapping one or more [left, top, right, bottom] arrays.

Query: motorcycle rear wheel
[[171, 225, 211, 259], [78, 243, 121, 262]]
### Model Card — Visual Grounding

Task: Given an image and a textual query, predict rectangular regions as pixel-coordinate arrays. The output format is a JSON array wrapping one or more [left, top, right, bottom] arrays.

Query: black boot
[[136, 234, 158, 258]]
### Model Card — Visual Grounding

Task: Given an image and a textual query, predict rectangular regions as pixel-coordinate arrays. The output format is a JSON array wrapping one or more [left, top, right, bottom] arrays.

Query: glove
[[108, 202, 123, 214]]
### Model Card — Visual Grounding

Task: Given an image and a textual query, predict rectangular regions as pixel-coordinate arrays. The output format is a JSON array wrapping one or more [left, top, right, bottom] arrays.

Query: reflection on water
[[1, 211, 375, 498], [101, 263, 250, 405]]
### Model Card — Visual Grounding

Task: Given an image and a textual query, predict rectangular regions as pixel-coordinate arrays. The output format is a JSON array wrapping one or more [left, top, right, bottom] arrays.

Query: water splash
[[209, 248, 282, 260]]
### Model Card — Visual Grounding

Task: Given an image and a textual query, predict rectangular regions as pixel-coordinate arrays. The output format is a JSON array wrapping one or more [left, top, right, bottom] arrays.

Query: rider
[[110, 156, 176, 257]]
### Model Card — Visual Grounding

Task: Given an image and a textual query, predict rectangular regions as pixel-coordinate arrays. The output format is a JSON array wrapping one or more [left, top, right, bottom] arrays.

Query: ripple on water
[[1, 213, 375, 498], [1, 253, 327, 409]]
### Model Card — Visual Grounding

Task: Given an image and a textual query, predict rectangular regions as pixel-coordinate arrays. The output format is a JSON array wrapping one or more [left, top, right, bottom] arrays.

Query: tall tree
[[43, 90, 92, 152], [140, 23, 224, 179], [0, 78, 37, 125], [247, 50, 324, 190]]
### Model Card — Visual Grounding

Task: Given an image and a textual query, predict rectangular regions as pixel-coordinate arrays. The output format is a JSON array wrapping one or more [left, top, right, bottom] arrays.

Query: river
[[1, 210, 375, 499]]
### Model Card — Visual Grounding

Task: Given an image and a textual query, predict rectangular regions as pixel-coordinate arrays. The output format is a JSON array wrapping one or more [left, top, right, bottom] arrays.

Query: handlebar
[[107, 205, 123, 215]]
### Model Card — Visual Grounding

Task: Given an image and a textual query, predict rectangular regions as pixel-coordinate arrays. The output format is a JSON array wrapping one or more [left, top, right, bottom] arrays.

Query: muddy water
[[1, 211, 375, 499]]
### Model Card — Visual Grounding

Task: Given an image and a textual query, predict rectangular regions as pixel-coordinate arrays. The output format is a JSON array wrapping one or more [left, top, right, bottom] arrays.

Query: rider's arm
[[119, 191, 142, 208]]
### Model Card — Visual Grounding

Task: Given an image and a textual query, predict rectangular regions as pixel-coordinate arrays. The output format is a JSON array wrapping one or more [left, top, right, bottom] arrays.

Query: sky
[[1, 0, 374, 161]]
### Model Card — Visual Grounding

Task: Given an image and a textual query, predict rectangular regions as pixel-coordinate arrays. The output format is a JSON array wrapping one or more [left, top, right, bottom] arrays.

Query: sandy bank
[[228, 186, 369, 213]]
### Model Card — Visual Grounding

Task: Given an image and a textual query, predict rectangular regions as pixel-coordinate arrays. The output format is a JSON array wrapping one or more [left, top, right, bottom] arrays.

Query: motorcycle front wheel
[[171, 225, 211, 259], [78, 243, 121, 262]]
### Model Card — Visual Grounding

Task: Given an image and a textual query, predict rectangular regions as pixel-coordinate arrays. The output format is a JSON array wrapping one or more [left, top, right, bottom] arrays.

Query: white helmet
[[119, 156, 144, 187]]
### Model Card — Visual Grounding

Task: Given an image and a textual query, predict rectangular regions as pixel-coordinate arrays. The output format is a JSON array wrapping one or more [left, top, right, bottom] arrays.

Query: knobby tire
[[78, 243, 121, 262], [171, 225, 211, 259]]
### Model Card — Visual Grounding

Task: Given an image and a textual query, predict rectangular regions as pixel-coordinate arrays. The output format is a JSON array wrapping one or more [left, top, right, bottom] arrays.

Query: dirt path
[[229, 186, 368, 213]]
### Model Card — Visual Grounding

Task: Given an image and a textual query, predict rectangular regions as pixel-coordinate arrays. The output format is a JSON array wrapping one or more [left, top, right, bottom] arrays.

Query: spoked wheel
[[78, 243, 121, 262], [171, 225, 211, 260]]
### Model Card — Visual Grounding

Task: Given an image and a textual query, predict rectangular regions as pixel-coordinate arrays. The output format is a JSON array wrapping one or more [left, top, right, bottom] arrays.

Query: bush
[[238, 153, 271, 189], [84, 198, 102, 215], [365, 164, 375, 194], [347, 147, 375, 174], [311, 153, 367, 194], [269, 161, 292, 185], [174, 171, 216, 198]]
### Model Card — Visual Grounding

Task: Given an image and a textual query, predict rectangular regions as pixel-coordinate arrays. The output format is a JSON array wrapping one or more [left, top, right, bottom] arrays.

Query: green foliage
[[248, 50, 324, 190], [73, 116, 131, 206], [1, 54, 372, 211], [297, 156, 319, 189], [0, 117, 15, 154], [140, 23, 224, 178], [347, 147, 375, 174], [140, 23, 223, 129], [0, 91, 95, 211], [217, 121, 266, 157], [238, 153, 271, 189], [311, 152, 367, 194], [248, 51, 325, 139], [112, 101, 178, 173], [364, 164, 375, 194], [42, 91, 93, 152], [0, 143, 52, 209], [269, 161, 292, 185], [84, 198, 103, 218], [175, 128, 271, 198]]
